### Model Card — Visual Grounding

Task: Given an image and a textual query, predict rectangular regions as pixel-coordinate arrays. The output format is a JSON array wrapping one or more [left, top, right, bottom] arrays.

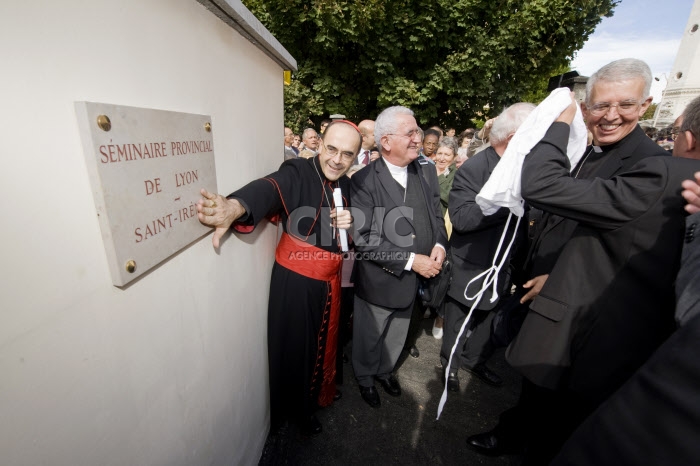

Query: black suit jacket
[[351, 157, 447, 309], [506, 122, 700, 406], [525, 125, 668, 277], [447, 147, 523, 310], [551, 214, 700, 465]]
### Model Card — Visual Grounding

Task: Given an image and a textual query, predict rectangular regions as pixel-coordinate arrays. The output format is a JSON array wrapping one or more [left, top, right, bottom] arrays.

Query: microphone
[[333, 188, 349, 252]]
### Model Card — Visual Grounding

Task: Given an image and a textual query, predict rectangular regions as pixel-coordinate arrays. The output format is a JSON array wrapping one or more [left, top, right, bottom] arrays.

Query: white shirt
[[358, 149, 371, 165], [383, 157, 444, 270], [384, 157, 408, 188]]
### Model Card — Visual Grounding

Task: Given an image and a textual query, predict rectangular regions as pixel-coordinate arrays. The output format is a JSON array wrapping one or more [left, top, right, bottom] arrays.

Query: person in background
[[320, 119, 332, 134], [284, 127, 297, 160], [292, 134, 301, 151], [299, 128, 320, 158], [457, 128, 476, 160], [356, 119, 376, 166], [431, 136, 459, 339], [667, 116, 686, 153], [468, 118, 495, 158], [435, 137, 458, 217], [422, 128, 441, 161], [429, 125, 444, 139], [415, 127, 424, 159], [445, 127, 456, 138], [455, 153, 468, 169]]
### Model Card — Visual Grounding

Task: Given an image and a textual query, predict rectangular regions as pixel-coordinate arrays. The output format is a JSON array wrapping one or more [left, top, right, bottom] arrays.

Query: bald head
[[323, 120, 363, 151], [318, 121, 363, 180], [358, 119, 375, 151], [284, 127, 294, 147]]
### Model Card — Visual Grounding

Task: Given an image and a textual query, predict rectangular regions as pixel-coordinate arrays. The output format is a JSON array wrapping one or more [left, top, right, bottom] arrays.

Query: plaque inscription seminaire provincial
[[75, 102, 217, 286]]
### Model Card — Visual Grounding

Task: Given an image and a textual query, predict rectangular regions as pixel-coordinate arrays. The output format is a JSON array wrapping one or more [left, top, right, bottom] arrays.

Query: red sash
[[275, 232, 342, 407]]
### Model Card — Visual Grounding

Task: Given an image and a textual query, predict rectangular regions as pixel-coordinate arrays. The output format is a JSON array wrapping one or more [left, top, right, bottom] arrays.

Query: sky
[[570, 0, 695, 101]]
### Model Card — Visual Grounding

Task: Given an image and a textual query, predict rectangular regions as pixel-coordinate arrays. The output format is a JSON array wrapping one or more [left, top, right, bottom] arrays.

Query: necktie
[[363, 150, 370, 165]]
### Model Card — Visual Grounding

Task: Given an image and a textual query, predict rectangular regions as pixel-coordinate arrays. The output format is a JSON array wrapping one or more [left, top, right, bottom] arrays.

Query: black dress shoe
[[467, 364, 503, 387], [359, 385, 381, 408], [408, 345, 420, 358], [333, 389, 342, 401], [376, 374, 401, 397], [467, 431, 502, 456], [446, 371, 460, 392], [300, 414, 322, 435]]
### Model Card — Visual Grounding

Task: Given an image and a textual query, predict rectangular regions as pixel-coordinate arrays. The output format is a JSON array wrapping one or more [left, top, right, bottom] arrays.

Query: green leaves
[[242, 0, 618, 129]]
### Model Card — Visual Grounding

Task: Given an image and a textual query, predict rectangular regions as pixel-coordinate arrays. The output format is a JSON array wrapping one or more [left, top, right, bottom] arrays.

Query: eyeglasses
[[670, 128, 682, 141], [588, 100, 643, 116], [388, 129, 421, 140], [324, 144, 357, 161]]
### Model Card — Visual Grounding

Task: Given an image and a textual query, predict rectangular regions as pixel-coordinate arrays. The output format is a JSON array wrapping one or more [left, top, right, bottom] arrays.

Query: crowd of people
[[283, 119, 487, 168], [196, 57, 700, 464]]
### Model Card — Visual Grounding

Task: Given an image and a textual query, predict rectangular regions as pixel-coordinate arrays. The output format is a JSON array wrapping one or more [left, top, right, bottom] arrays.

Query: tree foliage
[[642, 103, 658, 121], [242, 0, 619, 130]]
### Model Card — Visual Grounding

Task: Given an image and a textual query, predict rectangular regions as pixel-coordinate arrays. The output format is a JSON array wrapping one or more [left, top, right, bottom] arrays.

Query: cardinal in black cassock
[[196, 122, 362, 434]]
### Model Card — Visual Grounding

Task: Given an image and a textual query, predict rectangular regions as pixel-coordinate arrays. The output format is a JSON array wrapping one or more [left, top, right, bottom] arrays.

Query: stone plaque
[[75, 102, 217, 286]]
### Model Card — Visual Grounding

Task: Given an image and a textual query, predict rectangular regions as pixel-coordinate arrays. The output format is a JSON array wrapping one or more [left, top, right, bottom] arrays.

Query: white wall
[[0, 1, 285, 464]]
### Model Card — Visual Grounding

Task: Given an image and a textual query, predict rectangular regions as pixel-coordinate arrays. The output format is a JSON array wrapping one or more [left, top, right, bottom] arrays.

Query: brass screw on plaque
[[97, 115, 111, 132], [125, 260, 136, 273], [204, 122, 211, 132]]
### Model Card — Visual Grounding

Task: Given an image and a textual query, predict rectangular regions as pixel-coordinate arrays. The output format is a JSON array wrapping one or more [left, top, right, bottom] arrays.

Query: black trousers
[[335, 286, 354, 384], [439, 295, 495, 370], [491, 379, 593, 465]]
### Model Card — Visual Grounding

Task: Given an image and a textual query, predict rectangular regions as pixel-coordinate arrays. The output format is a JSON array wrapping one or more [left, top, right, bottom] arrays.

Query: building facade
[[654, 0, 700, 127]]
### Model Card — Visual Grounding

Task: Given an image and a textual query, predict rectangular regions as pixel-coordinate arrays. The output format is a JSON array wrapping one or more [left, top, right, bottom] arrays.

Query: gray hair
[[374, 106, 414, 149], [490, 103, 536, 145], [302, 127, 318, 140], [438, 136, 458, 155], [681, 96, 700, 134], [585, 58, 652, 105]]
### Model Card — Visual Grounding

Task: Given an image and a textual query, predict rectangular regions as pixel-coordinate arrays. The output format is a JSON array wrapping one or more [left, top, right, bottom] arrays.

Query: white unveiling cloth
[[475, 88, 588, 217]]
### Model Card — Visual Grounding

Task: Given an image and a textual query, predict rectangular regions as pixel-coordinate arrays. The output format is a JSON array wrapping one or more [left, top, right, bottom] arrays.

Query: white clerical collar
[[383, 157, 408, 188]]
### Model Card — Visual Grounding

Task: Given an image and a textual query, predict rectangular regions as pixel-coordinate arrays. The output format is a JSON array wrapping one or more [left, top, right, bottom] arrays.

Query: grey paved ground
[[259, 318, 523, 465]]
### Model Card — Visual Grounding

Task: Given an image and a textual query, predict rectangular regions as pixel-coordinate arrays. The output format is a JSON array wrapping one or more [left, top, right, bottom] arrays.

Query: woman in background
[[431, 136, 458, 339]]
